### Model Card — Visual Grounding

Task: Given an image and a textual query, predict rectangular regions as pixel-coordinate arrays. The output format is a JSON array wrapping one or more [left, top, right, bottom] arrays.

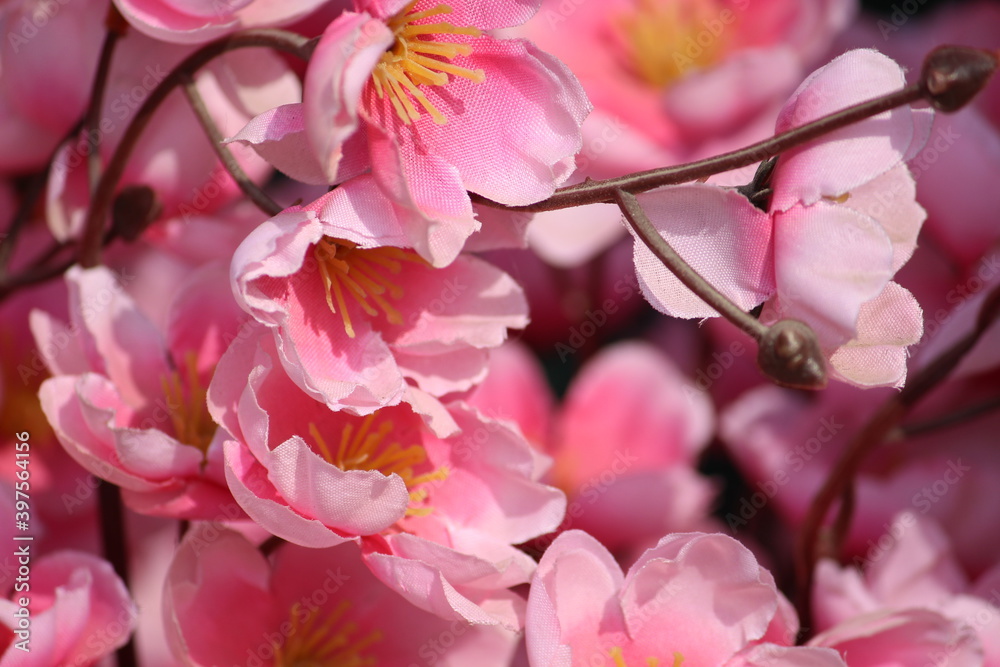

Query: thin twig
[[475, 85, 924, 213], [78, 29, 313, 268], [179, 74, 283, 216]]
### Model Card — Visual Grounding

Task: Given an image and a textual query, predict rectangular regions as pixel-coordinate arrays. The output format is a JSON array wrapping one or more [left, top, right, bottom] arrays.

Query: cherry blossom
[[228, 0, 591, 266]]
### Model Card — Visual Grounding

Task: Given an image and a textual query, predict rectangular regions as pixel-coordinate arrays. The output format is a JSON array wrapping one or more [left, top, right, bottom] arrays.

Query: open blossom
[[0, 551, 137, 666], [526, 530, 845, 667], [208, 324, 565, 627], [229, 0, 591, 266], [164, 524, 520, 666], [231, 181, 528, 415], [34, 264, 245, 519], [631, 48, 931, 387]]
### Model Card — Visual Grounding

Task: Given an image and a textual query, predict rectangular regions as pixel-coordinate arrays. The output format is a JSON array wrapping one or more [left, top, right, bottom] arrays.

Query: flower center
[[371, 1, 485, 125], [616, 0, 730, 88], [313, 238, 425, 339], [310, 414, 449, 517], [160, 351, 214, 455], [609, 647, 685, 667], [273, 601, 381, 666]]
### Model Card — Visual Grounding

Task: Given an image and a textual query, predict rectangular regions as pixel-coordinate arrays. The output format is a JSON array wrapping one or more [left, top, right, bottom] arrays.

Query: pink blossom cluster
[[1, 0, 999, 665]]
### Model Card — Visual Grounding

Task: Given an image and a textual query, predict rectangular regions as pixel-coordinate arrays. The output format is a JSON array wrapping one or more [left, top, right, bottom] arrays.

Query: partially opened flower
[[630, 48, 931, 387], [470, 341, 717, 556], [230, 181, 528, 414], [208, 324, 564, 627], [812, 512, 1000, 663], [526, 530, 845, 666], [0, 551, 137, 666], [34, 264, 245, 519], [229, 0, 591, 266]]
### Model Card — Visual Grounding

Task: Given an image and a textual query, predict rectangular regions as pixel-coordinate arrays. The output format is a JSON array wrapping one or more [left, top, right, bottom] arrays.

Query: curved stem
[[78, 29, 313, 268], [84, 6, 128, 193], [179, 75, 283, 216], [794, 282, 1000, 632], [614, 189, 827, 389]]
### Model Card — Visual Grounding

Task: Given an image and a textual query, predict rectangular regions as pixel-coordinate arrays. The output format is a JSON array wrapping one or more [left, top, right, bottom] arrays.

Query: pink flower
[[519, 0, 855, 266], [812, 512, 1000, 664], [229, 0, 591, 266], [163, 524, 520, 666], [525, 529, 845, 666], [111, 0, 329, 44], [230, 182, 528, 414], [0, 551, 136, 666], [632, 49, 931, 387], [208, 324, 564, 627], [34, 264, 246, 519], [470, 341, 717, 555]]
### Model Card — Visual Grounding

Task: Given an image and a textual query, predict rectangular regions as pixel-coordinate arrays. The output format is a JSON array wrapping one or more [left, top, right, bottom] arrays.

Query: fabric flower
[[228, 0, 591, 266], [631, 48, 932, 387], [34, 264, 245, 519], [208, 324, 565, 627], [0, 551, 137, 666], [525, 529, 845, 666], [230, 181, 528, 414], [470, 341, 717, 556], [520, 0, 855, 267]]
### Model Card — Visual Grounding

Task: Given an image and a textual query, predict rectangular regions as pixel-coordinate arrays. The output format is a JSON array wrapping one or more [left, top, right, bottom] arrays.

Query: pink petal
[[226, 104, 329, 185], [771, 49, 927, 210], [631, 184, 774, 318], [773, 202, 893, 348], [622, 534, 778, 663], [223, 440, 355, 548], [828, 282, 923, 388], [404, 36, 590, 206], [304, 12, 393, 182], [264, 436, 410, 535], [527, 530, 625, 667]]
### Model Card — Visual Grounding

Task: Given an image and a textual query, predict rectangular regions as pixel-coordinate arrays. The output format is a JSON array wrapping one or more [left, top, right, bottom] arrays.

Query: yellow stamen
[[617, 0, 731, 88], [159, 351, 214, 455], [310, 415, 449, 517], [371, 1, 485, 125], [273, 601, 381, 666], [313, 238, 426, 339], [608, 647, 683, 667]]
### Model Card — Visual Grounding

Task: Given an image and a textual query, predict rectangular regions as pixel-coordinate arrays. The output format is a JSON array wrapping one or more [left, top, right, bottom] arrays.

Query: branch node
[[757, 319, 828, 390], [921, 45, 999, 112]]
